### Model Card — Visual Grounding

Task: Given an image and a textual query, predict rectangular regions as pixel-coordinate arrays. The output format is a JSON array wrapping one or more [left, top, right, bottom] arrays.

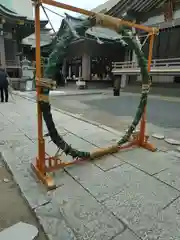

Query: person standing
[[0, 68, 9, 103]]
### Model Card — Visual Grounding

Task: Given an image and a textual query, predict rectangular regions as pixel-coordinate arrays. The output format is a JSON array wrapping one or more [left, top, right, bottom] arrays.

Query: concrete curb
[[14, 90, 107, 98], [60, 91, 106, 97], [14, 89, 180, 102], [13, 92, 125, 137]]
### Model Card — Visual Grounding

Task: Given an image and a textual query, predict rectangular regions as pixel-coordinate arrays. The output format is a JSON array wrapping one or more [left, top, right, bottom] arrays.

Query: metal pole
[[35, 0, 45, 172]]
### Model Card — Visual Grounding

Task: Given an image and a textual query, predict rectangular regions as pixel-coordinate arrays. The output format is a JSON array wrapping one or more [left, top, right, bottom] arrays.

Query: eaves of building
[[0, 3, 47, 27], [107, 0, 167, 18], [106, 0, 180, 30]]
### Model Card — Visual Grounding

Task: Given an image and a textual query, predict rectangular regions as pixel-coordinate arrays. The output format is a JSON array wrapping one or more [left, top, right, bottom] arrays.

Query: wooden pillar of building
[[82, 53, 90, 80], [79, 65, 82, 78], [62, 59, 66, 77], [68, 65, 71, 78]]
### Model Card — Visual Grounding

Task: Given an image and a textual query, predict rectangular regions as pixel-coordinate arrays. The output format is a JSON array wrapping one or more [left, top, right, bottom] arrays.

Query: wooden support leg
[[138, 109, 156, 152]]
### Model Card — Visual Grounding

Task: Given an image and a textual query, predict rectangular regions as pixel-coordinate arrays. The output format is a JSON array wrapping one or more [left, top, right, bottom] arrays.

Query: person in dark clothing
[[0, 68, 9, 102]]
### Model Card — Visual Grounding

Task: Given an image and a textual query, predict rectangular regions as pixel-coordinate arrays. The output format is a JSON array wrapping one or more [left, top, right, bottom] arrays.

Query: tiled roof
[[65, 14, 125, 42], [0, 4, 27, 19], [22, 30, 52, 48], [0, 3, 47, 25]]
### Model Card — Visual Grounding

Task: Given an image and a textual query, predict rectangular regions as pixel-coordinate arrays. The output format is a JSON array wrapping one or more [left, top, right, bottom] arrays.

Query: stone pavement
[[1, 95, 180, 239]]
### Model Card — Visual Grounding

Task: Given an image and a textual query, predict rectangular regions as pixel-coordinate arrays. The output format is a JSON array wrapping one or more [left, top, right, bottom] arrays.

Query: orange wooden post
[[35, 1, 45, 172], [32, 0, 56, 190], [139, 33, 156, 151]]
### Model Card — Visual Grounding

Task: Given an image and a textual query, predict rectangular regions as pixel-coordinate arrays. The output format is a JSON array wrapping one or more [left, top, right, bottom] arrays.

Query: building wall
[[11, 0, 33, 19]]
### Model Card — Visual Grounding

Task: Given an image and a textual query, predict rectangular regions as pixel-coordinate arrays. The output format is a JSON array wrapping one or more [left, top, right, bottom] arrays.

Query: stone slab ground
[[0, 156, 47, 240], [1, 95, 180, 239]]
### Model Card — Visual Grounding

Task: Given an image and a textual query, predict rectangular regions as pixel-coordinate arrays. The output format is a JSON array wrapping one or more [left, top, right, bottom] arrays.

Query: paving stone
[[63, 133, 98, 152], [0, 117, 12, 129], [163, 128, 180, 141], [50, 176, 124, 240], [0, 136, 31, 152], [5, 143, 38, 164], [152, 134, 165, 140], [2, 149, 51, 209], [99, 125, 124, 137], [51, 110, 74, 125], [66, 163, 147, 202], [113, 230, 141, 240], [66, 162, 123, 202], [149, 137, 172, 152], [146, 123, 166, 136], [6, 112, 30, 125], [0, 103, 18, 116], [61, 117, 120, 141], [24, 125, 67, 145], [118, 196, 180, 240], [0, 127, 25, 140], [93, 154, 125, 171], [103, 166, 179, 239], [165, 138, 180, 145], [0, 128, 32, 155], [114, 148, 176, 175], [155, 164, 180, 191], [52, 168, 74, 187], [82, 130, 120, 147], [0, 222, 38, 240], [65, 162, 110, 199], [147, 197, 180, 240], [166, 150, 180, 158], [59, 118, 100, 137], [35, 202, 76, 240]]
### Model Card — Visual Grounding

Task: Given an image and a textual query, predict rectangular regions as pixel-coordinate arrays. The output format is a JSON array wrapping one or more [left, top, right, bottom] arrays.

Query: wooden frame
[[32, 0, 158, 189]]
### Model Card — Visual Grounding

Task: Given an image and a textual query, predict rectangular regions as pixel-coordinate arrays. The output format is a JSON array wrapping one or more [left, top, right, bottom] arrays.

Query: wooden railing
[[112, 58, 180, 70]]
